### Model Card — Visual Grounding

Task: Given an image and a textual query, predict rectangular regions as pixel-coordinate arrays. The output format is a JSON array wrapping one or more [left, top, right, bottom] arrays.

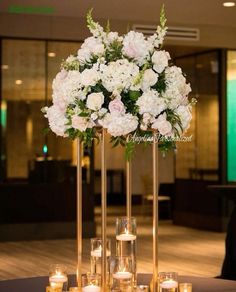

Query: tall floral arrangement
[[43, 6, 194, 158]]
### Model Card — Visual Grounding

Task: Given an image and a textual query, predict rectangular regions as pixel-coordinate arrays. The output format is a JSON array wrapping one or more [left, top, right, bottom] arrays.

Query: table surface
[[0, 274, 236, 292]]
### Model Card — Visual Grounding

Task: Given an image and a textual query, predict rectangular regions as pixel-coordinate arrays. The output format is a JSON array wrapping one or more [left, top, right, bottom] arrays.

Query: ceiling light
[[223, 2, 235, 7], [15, 79, 23, 85], [1, 65, 9, 70], [196, 64, 203, 69], [48, 52, 56, 57]]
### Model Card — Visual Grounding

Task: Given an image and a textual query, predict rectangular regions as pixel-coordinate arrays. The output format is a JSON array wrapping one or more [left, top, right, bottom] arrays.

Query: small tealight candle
[[90, 245, 111, 257], [116, 232, 136, 241], [113, 271, 133, 280], [82, 284, 101, 292], [160, 279, 178, 289], [179, 283, 192, 292], [49, 273, 67, 288]]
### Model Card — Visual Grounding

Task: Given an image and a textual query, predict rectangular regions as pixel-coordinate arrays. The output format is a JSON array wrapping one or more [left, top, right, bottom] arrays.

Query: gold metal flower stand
[[76, 130, 159, 291]]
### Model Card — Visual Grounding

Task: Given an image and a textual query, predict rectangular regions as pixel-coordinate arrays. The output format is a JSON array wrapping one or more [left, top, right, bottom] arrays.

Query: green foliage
[[121, 91, 140, 115], [105, 19, 110, 33], [166, 108, 183, 136], [66, 127, 98, 148], [160, 4, 167, 29], [61, 58, 80, 71], [110, 136, 126, 147], [125, 140, 136, 161], [105, 40, 123, 62], [152, 72, 166, 93], [86, 8, 96, 30]]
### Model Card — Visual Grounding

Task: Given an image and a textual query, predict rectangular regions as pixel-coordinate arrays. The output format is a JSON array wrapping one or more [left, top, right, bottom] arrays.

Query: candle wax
[[113, 271, 132, 280], [82, 284, 101, 292], [116, 233, 136, 241], [49, 274, 67, 283], [160, 280, 178, 289], [90, 247, 111, 257]]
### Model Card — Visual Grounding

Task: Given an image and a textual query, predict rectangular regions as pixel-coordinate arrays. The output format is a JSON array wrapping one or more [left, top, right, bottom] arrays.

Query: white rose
[[152, 113, 172, 136], [80, 68, 100, 87], [152, 50, 170, 73], [86, 92, 104, 111], [141, 69, 158, 91], [71, 116, 94, 132]]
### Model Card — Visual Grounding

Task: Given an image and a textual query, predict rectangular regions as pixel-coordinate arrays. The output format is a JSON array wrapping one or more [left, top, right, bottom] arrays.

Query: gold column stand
[[76, 140, 82, 291], [152, 132, 158, 292]]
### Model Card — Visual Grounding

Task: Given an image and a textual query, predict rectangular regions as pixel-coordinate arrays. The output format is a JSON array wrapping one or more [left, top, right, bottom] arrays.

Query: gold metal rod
[[152, 132, 158, 292], [126, 160, 132, 218], [76, 139, 82, 290], [101, 129, 107, 290]]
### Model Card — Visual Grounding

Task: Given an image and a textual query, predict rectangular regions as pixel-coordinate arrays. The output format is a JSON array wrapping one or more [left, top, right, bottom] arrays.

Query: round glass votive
[[82, 273, 101, 292], [158, 272, 178, 292], [90, 238, 111, 275], [110, 256, 133, 292], [179, 282, 192, 292], [49, 264, 68, 291]]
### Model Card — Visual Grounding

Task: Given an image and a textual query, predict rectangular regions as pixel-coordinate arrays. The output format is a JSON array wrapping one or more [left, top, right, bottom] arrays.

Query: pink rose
[[152, 113, 172, 136], [71, 116, 94, 132], [108, 98, 125, 116]]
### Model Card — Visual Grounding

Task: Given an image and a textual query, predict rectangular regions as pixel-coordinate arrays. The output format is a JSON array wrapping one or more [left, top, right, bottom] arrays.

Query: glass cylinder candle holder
[[82, 273, 101, 292], [46, 286, 62, 292], [69, 288, 80, 292], [135, 285, 150, 291], [179, 283, 192, 292], [116, 217, 137, 286], [158, 272, 178, 292], [110, 256, 133, 292], [49, 264, 68, 291], [90, 238, 111, 276]]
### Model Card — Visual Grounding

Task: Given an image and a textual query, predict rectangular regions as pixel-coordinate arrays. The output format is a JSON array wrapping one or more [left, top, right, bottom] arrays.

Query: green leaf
[[129, 91, 141, 101]]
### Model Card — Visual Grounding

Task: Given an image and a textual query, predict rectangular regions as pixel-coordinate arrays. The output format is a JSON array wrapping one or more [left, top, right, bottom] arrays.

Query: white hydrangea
[[104, 32, 123, 45], [45, 105, 68, 137], [52, 70, 82, 105], [152, 50, 170, 73], [122, 31, 151, 66], [100, 59, 139, 93], [163, 66, 191, 109], [80, 68, 100, 87], [77, 37, 105, 63], [141, 69, 158, 91], [100, 113, 138, 136], [175, 105, 192, 130], [136, 90, 167, 117], [140, 113, 154, 131]]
